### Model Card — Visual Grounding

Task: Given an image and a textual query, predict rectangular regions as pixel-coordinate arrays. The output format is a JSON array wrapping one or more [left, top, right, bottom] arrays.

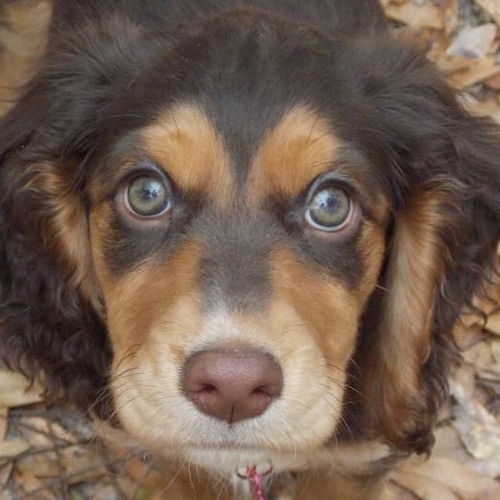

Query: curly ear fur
[[0, 158, 111, 414], [0, 14, 163, 416], [1, 5, 499, 457], [348, 39, 500, 454]]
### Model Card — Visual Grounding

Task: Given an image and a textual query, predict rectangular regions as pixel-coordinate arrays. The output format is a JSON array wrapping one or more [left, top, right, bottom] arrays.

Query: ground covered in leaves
[[0, 0, 499, 498]]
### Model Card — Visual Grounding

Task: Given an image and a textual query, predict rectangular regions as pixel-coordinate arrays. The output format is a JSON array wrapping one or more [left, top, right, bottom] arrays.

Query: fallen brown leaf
[[390, 456, 500, 499], [450, 381, 500, 462], [0, 461, 13, 489], [13, 466, 56, 499], [474, 0, 500, 27], [453, 322, 484, 351], [385, 3, 444, 30], [443, 0, 459, 35], [58, 445, 108, 485], [486, 311, 500, 335], [0, 438, 30, 460], [485, 71, 500, 89], [462, 341, 495, 373], [446, 23, 498, 58], [0, 407, 7, 442], [18, 416, 79, 449], [432, 54, 477, 75], [448, 56, 500, 88], [0, 372, 43, 408], [16, 451, 60, 479]]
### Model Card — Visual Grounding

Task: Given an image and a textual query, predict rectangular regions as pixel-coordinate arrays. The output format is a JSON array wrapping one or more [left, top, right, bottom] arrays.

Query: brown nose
[[181, 347, 283, 424]]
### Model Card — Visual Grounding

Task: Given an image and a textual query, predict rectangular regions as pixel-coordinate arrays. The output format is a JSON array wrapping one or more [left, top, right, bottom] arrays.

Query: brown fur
[[1, 1, 499, 498]]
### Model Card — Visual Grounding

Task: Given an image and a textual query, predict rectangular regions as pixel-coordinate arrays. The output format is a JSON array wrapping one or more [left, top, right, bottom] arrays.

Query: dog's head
[[0, 5, 499, 474]]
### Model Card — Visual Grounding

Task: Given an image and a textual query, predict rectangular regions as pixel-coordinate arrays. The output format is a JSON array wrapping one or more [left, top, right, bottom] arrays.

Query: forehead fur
[[141, 104, 233, 208], [139, 104, 344, 204], [247, 107, 340, 205]]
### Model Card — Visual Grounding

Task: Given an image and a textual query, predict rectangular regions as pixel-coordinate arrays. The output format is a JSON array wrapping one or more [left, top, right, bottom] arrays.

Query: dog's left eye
[[125, 175, 172, 218], [304, 187, 352, 231]]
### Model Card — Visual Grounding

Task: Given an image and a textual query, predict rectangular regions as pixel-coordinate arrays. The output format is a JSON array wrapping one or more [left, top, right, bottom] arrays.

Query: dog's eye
[[126, 175, 171, 218], [304, 187, 352, 231]]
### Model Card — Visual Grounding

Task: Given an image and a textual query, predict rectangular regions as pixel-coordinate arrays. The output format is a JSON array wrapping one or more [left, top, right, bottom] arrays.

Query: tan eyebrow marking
[[141, 104, 234, 208], [247, 106, 340, 206]]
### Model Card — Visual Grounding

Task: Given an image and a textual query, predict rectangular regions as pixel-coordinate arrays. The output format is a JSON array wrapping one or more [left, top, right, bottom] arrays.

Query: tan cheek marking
[[247, 106, 340, 205], [141, 104, 233, 208], [89, 208, 203, 360], [269, 248, 361, 365]]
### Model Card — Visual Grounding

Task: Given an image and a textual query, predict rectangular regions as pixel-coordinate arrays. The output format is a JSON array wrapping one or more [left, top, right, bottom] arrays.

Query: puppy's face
[[88, 98, 389, 471], [4, 0, 498, 479]]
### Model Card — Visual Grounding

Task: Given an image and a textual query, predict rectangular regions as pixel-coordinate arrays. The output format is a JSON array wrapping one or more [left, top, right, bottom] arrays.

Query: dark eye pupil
[[127, 176, 170, 217], [307, 188, 350, 230]]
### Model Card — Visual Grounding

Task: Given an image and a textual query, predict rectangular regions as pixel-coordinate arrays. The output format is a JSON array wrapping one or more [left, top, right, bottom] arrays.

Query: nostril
[[252, 385, 277, 397], [200, 383, 217, 393]]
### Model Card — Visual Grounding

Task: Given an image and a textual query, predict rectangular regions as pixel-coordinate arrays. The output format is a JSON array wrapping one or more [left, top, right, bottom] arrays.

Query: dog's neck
[[94, 420, 397, 498]]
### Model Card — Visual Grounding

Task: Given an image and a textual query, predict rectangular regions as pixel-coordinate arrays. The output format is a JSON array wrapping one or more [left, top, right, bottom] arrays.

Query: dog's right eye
[[125, 175, 172, 218]]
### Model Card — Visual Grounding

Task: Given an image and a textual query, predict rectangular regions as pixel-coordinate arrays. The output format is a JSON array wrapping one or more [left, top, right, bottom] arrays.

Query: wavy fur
[[0, 0, 499, 496]]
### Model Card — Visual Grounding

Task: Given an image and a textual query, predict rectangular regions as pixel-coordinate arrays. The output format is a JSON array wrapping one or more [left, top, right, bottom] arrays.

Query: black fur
[[0, 0, 499, 458]]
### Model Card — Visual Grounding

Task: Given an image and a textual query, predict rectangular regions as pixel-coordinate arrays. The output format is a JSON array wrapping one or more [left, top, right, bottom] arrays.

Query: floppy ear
[[0, 15, 161, 415], [350, 39, 500, 454], [359, 183, 464, 453], [0, 157, 111, 413]]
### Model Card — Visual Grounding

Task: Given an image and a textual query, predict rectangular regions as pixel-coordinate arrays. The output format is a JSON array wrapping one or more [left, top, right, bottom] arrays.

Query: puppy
[[0, 1, 499, 498]]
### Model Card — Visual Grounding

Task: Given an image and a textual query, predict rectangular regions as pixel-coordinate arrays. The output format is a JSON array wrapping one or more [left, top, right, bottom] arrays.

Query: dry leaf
[[77, 483, 122, 499], [448, 56, 500, 87], [0, 461, 13, 489], [452, 363, 477, 398], [16, 451, 60, 479], [443, 0, 459, 35], [474, 0, 500, 27], [462, 341, 495, 372], [485, 70, 500, 89], [0, 407, 7, 442], [447, 23, 498, 58], [433, 426, 470, 464], [453, 323, 484, 351], [450, 381, 500, 462], [17, 417, 55, 449], [479, 338, 500, 382], [486, 311, 500, 335], [491, 338, 500, 361], [468, 100, 500, 123], [18, 416, 79, 448], [0, 372, 43, 408], [385, 3, 444, 30], [13, 467, 55, 498], [433, 54, 477, 75], [390, 456, 500, 499], [58, 445, 107, 485], [0, 438, 30, 459]]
